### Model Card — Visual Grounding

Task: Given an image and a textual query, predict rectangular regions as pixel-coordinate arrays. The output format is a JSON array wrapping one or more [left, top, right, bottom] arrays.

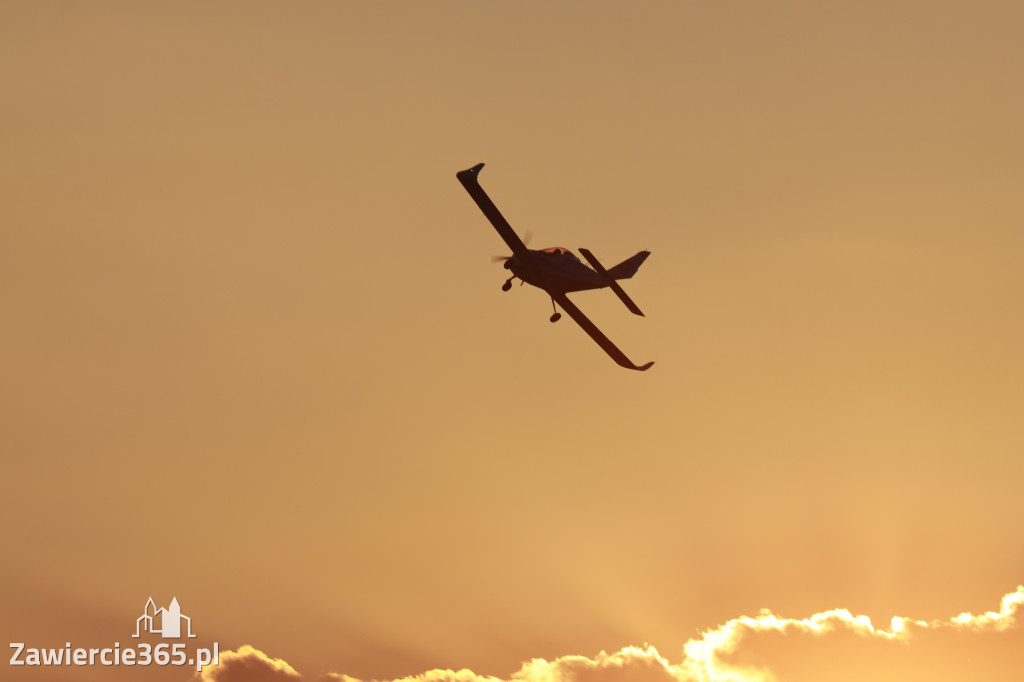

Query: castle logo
[[133, 597, 197, 639], [10, 596, 218, 671]]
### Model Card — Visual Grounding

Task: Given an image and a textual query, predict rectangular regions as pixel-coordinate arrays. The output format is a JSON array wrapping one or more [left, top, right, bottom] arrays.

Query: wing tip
[[621, 359, 654, 371], [457, 162, 485, 180]]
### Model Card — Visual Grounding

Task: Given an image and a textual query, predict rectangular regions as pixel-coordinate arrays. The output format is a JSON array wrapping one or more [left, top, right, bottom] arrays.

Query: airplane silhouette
[[457, 163, 653, 371]]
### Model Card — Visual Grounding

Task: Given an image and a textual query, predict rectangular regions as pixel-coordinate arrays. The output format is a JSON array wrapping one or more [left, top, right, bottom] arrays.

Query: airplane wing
[[552, 292, 654, 371], [456, 163, 530, 259]]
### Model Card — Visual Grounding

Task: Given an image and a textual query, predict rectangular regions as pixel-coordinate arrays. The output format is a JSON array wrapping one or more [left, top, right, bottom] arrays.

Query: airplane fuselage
[[507, 248, 606, 294]]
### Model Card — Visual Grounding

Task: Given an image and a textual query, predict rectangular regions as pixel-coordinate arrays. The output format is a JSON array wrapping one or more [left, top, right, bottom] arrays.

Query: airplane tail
[[578, 248, 648, 317], [606, 250, 651, 280]]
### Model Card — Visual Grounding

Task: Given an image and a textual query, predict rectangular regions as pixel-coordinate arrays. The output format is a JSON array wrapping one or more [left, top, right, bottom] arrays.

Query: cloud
[[948, 584, 1024, 631], [192, 586, 1023, 682], [678, 584, 1023, 682], [196, 645, 302, 682]]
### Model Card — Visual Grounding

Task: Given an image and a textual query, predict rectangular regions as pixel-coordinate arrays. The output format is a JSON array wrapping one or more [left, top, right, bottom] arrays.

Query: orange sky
[[1, 1, 1021, 681]]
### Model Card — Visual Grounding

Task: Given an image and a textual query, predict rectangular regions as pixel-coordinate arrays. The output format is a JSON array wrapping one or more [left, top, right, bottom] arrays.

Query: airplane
[[457, 162, 654, 371]]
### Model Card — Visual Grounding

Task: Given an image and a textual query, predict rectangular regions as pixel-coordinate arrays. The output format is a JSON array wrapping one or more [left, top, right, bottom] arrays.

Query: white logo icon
[[133, 597, 196, 639]]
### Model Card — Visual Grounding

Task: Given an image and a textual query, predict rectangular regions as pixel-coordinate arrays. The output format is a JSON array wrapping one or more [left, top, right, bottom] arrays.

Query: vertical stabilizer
[[606, 250, 651, 280]]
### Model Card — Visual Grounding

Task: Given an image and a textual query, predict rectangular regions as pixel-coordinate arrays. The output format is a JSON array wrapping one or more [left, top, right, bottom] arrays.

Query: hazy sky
[[2, 2, 1021, 681]]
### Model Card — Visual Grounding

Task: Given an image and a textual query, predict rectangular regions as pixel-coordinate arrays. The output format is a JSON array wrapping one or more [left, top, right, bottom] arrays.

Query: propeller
[[490, 230, 532, 264]]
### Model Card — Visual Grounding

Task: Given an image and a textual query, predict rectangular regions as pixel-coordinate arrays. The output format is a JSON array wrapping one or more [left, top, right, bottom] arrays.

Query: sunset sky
[[1, 2, 1021, 681]]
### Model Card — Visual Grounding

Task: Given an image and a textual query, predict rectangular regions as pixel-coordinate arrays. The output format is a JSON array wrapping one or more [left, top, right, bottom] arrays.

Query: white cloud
[[197, 644, 302, 682], [192, 586, 1023, 682]]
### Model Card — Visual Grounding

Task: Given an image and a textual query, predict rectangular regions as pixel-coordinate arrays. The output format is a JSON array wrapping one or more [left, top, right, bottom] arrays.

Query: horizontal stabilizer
[[578, 248, 646, 316]]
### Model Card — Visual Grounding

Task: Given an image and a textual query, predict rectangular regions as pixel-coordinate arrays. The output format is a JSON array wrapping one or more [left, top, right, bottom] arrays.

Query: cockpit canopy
[[539, 247, 581, 262]]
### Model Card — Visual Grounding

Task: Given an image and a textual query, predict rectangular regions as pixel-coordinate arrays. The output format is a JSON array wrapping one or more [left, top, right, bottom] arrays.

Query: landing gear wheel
[[501, 279, 513, 292], [548, 296, 561, 322]]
